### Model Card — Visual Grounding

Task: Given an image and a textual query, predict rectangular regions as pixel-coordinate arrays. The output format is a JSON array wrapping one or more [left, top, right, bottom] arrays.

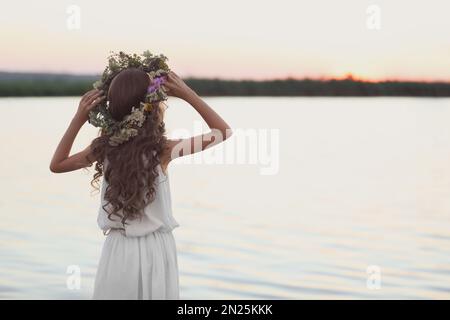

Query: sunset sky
[[1, 0, 449, 81]]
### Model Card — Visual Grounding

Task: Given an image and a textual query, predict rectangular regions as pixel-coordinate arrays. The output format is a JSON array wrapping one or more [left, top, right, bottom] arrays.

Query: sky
[[0, 0, 449, 81]]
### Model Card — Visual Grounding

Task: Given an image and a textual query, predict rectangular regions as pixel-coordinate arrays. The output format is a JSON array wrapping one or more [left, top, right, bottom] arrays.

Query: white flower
[[93, 80, 103, 89]]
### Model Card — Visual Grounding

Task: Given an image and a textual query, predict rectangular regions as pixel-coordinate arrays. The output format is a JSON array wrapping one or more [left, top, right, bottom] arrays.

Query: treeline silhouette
[[1, 72, 449, 97]]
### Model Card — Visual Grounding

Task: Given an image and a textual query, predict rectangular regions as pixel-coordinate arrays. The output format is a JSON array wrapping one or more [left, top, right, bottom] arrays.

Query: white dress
[[92, 157, 180, 300]]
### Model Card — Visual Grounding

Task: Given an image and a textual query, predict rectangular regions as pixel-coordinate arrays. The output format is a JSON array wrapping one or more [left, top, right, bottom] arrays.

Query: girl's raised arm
[[161, 71, 233, 165], [49, 89, 105, 173]]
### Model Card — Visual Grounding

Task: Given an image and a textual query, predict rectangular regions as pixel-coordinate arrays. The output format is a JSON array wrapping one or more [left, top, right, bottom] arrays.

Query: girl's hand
[[162, 71, 195, 100], [75, 89, 106, 122]]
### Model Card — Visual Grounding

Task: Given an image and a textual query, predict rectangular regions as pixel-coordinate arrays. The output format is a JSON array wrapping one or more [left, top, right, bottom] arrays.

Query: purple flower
[[147, 75, 167, 93]]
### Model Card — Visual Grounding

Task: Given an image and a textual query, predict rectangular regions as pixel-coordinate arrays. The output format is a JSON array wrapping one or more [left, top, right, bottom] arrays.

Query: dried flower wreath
[[88, 50, 170, 146]]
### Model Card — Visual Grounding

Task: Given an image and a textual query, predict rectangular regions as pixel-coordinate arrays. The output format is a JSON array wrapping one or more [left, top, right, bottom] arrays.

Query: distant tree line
[[0, 72, 449, 97], [185, 78, 450, 97]]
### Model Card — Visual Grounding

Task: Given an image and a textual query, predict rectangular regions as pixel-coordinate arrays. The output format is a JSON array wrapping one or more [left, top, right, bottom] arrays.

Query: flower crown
[[88, 50, 170, 146]]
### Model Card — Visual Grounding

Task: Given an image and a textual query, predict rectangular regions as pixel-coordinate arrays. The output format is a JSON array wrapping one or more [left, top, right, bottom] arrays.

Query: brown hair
[[88, 68, 168, 226]]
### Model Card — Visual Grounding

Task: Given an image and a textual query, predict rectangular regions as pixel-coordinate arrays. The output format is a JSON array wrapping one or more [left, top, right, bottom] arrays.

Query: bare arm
[[161, 71, 233, 166], [49, 89, 105, 173]]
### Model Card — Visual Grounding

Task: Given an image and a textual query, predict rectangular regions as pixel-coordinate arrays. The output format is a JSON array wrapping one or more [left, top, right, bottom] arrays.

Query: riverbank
[[1, 71, 449, 97]]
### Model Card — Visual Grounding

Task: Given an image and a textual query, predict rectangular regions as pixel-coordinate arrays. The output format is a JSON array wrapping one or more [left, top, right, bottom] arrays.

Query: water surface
[[1, 97, 450, 299]]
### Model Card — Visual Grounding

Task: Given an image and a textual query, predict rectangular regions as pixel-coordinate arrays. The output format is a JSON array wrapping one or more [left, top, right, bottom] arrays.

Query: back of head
[[89, 68, 169, 226], [108, 68, 149, 121]]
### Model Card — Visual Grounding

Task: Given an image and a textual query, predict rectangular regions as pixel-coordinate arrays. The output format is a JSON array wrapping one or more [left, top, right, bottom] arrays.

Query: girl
[[49, 69, 233, 299]]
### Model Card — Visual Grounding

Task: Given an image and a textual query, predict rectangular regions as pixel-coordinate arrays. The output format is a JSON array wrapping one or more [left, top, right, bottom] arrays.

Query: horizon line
[[0, 69, 449, 84]]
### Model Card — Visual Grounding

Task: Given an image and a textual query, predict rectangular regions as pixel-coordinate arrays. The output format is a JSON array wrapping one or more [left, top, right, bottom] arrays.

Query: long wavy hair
[[88, 68, 169, 226]]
